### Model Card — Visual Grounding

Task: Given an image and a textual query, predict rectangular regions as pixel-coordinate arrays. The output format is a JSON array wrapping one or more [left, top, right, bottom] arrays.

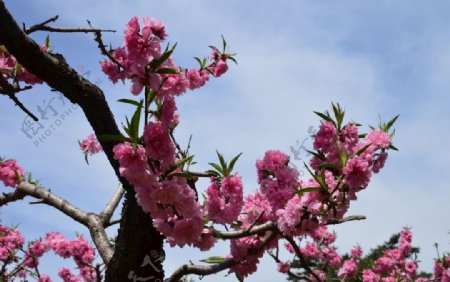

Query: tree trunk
[[106, 190, 165, 282]]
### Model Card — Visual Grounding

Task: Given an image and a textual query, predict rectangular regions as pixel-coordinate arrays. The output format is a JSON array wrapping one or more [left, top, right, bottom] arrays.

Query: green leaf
[[228, 153, 242, 173], [389, 144, 399, 151], [216, 151, 227, 173], [228, 56, 238, 64], [297, 187, 321, 197], [97, 134, 131, 143], [355, 143, 371, 156], [84, 152, 89, 165], [194, 57, 203, 67], [313, 111, 332, 122], [205, 170, 220, 177], [14, 170, 22, 184], [45, 35, 51, 49], [304, 163, 322, 187], [221, 34, 227, 53], [200, 256, 226, 264], [117, 98, 141, 107], [157, 67, 179, 75], [150, 43, 177, 70], [317, 163, 338, 170], [385, 115, 399, 131], [171, 155, 195, 170], [235, 273, 244, 282], [129, 100, 143, 141], [208, 162, 224, 175], [306, 149, 326, 161]]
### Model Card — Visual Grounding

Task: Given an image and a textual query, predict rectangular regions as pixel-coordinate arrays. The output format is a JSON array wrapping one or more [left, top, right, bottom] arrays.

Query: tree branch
[[166, 231, 278, 282], [24, 17, 115, 35], [326, 215, 366, 225], [16, 182, 90, 224], [284, 236, 322, 282], [213, 221, 277, 239], [212, 215, 366, 240], [23, 15, 59, 34], [7, 182, 114, 263], [0, 75, 38, 121], [0, 189, 26, 206], [0, 1, 126, 186], [164, 259, 237, 282], [100, 184, 124, 226]]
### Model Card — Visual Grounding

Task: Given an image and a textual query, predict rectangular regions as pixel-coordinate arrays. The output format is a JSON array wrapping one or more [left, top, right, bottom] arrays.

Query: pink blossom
[[351, 246, 363, 258], [313, 121, 337, 153], [366, 129, 391, 149], [277, 262, 291, 274], [171, 217, 204, 247], [113, 142, 150, 185], [193, 229, 217, 251], [343, 157, 371, 188], [257, 150, 299, 210], [276, 195, 303, 236], [158, 96, 179, 127], [100, 48, 130, 83], [187, 68, 210, 90], [239, 191, 273, 229], [372, 152, 388, 173], [0, 159, 24, 188], [338, 259, 358, 279], [143, 122, 176, 170], [0, 225, 24, 262], [211, 59, 228, 77], [362, 269, 380, 282], [79, 134, 103, 155], [342, 124, 359, 152], [142, 18, 166, 40], [38, 275, 52, 282], [205, 174, 244, 225], [159, 71, 190, 96]]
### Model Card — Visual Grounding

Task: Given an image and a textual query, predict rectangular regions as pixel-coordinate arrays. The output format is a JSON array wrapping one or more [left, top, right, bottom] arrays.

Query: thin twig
[[326, 215, 366, 225], [104, 219, 120, 228], [267, 251, 311, 281], [0, 75, 38, 121], [23, 15, 59, 34], [25, 26, 115, 34], [92, 29, 123, 68], [284, 236, 322, 282], [99, 184, 125, 226]]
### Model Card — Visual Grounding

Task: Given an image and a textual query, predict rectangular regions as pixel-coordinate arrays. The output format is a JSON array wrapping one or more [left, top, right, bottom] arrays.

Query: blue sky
[[1, 1, 450, 281]]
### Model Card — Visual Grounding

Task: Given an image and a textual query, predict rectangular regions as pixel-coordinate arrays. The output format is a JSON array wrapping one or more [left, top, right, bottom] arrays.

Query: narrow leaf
[[200, 256, 226, 264]]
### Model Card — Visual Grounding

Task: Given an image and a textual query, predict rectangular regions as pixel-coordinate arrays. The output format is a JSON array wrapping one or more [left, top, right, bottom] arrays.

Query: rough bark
[[0, 1, 165, 280]]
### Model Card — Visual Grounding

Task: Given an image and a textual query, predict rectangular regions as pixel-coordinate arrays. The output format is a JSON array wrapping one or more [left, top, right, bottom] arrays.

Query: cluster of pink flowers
[[434, 255, 450, 282], [256, 150, 299, 211], [101, 17, 230, 96], [223, 108, 396, 278], [276, 227, 450, 282], [79, 134, 103, 155], [0, 158, 24, 188], [113, 141, 205, 248], [0, 224, 96, 282], [0, 46, 46, 85], [105, 17, 235, 249], [205, 174, 244, 225], [0, 225, 24, 266]]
